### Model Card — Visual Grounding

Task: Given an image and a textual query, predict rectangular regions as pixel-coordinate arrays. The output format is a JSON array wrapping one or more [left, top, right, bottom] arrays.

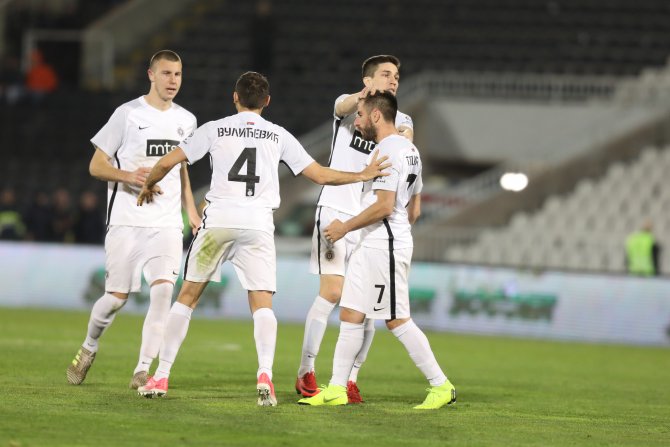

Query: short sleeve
[[396, 112, 413, 130], [184, 113, 197, 143], [371, 150, 400, 193], [334, 94, 349, 119], [279, 129, 314, 176], [413, 172, 423, 194], [372, 166, 400, 192], [91, 106, 127, 157], [180, 122, 213, 164]]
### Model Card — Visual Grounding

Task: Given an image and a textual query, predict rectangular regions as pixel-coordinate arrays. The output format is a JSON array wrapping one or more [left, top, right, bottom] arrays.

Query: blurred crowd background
[[2, 0, 670, 276]]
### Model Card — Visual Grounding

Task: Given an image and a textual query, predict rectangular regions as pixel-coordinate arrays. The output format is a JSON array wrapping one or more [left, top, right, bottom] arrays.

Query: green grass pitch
[[1, 307, 668, 446]]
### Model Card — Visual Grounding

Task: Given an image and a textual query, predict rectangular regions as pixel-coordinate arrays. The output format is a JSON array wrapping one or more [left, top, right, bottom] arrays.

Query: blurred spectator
[[50, 187, 74, 242], [0, 56, 25, 105], [25, 49, 59, 103], [625, 220, 660, 276], [24, 190, 54, 241], [0, 187, 26, 240], [73, 191, 105, 244], [250, 0, 276, 75]]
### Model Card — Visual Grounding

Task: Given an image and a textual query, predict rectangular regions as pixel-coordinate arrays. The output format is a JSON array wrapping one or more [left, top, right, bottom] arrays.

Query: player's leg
[[130, 278, 173, 389], [130, 229, 181, 388], [387, 318, 456, 409], [139, 227, 228, 397], [233, 229, 278, 406], [385, 248, 455, 410], [67, 226, 134, 385], [299, 207, 344, 393], [67, 291, 128, 385], [298, 306, 365, 406], [296, 274, 340, 396], [249, 290, 278, 407], [138, 279, 208, 398], [346, 317, 375, 403], [299, 247, 370, 406]]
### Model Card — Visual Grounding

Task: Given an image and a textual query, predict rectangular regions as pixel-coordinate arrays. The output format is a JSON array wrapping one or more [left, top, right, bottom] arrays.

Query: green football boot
[[298, 384, 348, 406], [413, 380, 457, 410]]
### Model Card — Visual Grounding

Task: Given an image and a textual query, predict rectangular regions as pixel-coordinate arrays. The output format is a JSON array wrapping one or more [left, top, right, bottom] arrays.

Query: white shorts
[[309, 206, 361, 276], [105, 225, 182, 293], [340, 245, 412, 320], [184, 227, 276, 292]]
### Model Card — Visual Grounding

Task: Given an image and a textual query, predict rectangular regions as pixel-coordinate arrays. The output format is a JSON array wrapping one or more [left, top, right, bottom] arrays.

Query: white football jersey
[[91, 96, 196, 229], [180, 111, 315, 235], [360, 134, 423, 250], [317, 94, 413, 215]]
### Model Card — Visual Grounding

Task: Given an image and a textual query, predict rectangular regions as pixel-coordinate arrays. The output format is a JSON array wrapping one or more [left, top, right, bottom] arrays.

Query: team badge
[[177, 127, 185, 137], [325, 249, 334, 260]]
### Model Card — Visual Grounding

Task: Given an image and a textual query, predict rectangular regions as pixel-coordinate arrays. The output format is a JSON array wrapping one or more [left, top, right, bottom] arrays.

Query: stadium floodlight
[[500, 172, 528, 192]]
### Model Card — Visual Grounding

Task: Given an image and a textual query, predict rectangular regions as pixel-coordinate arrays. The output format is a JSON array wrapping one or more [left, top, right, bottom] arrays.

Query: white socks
[[134, 282, 173, 374], [154, 301, 193, 380], [83, 293, 127, 353], [298, 296, 336, 377], [391, 320, 447, 387], [253, 307, 277, 379], [349, 318, 375, 382], [330, 321, 365, 387]]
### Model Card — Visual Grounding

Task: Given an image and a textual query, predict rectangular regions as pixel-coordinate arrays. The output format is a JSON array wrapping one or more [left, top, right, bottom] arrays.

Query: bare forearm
[[145, 162, 170, 190], [334, 93, 360, 117], [180, 163, 198, 218], [344, 202, 391, 233], [90, 160, 131, 184], [318, 168, 365, 186]]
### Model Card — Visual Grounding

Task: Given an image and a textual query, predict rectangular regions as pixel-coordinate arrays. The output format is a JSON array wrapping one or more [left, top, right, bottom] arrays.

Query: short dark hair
[[235, 71, 270, 109], [362, 55, 401, 78], [149, 50, 181, 68], [362, 91, 397, 123]]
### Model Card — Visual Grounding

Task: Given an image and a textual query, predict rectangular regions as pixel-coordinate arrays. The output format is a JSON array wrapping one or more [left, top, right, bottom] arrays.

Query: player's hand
[[358, 85, 383, 100], [128, 167, 152, 188], [360, 149, 391, 181], [324, 219, 347, 243], [188, 213, 201, 235], [136, 185, 163, 206]]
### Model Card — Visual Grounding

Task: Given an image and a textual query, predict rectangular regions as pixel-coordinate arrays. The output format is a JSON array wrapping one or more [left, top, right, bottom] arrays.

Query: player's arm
[[300, 150, 391, 185], [89, 147, 151, 187], [334, 92, 362, 117], [407, 193, 421, 225], [137, 147, 187, 205], [324, 190, 396, 243], [179, 162, 201, 233], [335, 86, 386, 117], [398, 125, 414, 142]]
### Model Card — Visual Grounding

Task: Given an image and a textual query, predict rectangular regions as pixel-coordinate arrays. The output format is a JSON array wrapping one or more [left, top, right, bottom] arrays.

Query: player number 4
[[228, 147, 261, 196]]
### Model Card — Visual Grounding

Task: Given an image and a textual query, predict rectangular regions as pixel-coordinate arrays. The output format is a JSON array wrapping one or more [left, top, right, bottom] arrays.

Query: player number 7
[[374, 284, 385, 304]]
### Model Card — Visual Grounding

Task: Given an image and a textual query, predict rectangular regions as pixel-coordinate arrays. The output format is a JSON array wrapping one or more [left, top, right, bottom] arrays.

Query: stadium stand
[[4, 0, 670, 258], [444, 146, 670, 274]]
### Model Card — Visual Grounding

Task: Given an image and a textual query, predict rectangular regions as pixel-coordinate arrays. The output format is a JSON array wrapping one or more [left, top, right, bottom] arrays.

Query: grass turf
[[0, 307, 668, 447]]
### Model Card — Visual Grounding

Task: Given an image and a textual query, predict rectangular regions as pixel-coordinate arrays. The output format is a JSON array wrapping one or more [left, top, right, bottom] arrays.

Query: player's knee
[[385, 317, 410, 331], [340, 307, 365, 324], [320, 290, 341, 303]]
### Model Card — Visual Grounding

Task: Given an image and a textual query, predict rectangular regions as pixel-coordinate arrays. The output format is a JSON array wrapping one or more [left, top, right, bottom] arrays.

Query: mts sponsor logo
[[349, 130, 376, 154], [146, 139, 180, 157]]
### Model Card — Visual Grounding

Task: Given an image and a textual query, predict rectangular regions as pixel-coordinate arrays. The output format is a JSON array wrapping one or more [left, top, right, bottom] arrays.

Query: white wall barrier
[[1, 242, 669, 346]]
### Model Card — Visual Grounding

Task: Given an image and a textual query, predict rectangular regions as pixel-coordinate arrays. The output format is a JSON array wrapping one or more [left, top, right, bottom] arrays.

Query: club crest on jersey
[[349, 130, 376, 154], [325, 249, 334, 260], [177, 127, 185, 137], [146, 139, 180, 157]]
